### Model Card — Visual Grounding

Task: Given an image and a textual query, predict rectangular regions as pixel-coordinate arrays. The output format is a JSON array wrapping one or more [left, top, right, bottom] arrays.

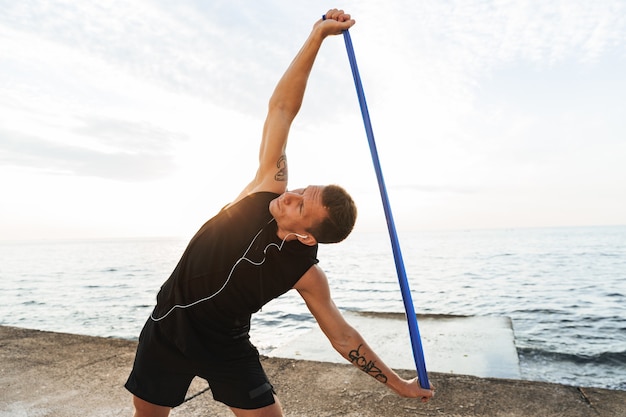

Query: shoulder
[[224, 191, 280, 212], [228, 176, 287, 209]]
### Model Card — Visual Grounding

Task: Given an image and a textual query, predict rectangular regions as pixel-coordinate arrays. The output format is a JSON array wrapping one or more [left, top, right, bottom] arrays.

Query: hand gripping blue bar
[[342, 29, 430, 389]]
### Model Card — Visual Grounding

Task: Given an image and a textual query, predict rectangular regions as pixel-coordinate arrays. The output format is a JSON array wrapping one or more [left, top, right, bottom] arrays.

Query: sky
[[1, 0, 625, 241]]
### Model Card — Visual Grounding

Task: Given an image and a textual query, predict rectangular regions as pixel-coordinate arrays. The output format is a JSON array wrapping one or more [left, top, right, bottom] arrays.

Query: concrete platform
[[269, 311, 521, 379], [2, 325, 626, 417]]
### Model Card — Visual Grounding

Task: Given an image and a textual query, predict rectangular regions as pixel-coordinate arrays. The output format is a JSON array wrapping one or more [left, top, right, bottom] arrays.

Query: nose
[[283, 191, 303, 205]]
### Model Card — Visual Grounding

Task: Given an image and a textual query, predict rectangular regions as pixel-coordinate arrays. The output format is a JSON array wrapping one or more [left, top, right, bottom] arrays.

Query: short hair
[[309, 184, 357, 244]]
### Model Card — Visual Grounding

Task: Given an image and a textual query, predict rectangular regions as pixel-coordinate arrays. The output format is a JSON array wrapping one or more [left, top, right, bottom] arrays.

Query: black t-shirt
[[150, 192, 319, 358]]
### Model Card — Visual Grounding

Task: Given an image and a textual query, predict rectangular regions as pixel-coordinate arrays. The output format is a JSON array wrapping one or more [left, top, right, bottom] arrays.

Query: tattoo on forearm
[[274, 155, 287, 182], [348, 344, 388, 383]]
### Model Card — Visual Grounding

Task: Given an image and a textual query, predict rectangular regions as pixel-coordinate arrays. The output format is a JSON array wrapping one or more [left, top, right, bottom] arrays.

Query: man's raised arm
[[232, 9, 355, 204]]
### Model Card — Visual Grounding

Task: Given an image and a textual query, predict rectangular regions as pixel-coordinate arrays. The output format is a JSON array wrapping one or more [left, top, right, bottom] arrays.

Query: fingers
[[420, 389, 435, 403], [324, 8, 352, 23], [317, 9, 355, 36], [418, 381, 435, 402]]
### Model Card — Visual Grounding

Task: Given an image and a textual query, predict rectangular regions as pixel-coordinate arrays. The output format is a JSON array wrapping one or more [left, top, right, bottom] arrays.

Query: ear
[[297, 233, 317, 246]]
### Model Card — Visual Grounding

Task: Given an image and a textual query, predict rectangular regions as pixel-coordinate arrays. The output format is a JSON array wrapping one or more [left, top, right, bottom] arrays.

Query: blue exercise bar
[[342, 29, 430, 389]]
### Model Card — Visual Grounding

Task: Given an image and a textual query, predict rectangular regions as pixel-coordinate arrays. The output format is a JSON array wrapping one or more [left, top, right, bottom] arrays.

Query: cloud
[[0, 126, 177, 181], [1, 1, 269, 112], [72, 117, 188, 153], [0, 0, 625, 239], [351, 1, 626, 108]]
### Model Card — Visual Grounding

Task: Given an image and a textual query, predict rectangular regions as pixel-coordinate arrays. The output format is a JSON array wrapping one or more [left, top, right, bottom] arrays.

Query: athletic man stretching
[[125, 9, 434, 417]]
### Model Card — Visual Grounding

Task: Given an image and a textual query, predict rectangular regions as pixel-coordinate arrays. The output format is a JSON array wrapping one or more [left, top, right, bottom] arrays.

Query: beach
[[2, 325, 625, 417], [2, 227, 625, 391]]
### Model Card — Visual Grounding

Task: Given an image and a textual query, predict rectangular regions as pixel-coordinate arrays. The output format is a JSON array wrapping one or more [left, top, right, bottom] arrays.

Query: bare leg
[[132, 395, 171, 417], [229, 394, 284, 417]]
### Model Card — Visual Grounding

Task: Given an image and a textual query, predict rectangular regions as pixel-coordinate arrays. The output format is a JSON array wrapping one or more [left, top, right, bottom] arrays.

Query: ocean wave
[[518, 347, 626, 367], [20, 300, 46, 306], [511, 308, 571, 316]]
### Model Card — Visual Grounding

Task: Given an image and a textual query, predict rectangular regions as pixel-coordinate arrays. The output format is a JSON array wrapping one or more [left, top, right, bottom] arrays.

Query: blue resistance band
[[342, 28, 430, 389]]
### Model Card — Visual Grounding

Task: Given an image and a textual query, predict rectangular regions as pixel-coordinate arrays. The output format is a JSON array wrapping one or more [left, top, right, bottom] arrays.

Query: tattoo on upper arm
[[274, 155, 287, 182], [348, 344, 388, 383]]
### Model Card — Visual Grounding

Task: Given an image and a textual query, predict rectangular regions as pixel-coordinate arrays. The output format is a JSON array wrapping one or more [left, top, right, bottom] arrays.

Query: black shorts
[[124, 319, 275, 409]]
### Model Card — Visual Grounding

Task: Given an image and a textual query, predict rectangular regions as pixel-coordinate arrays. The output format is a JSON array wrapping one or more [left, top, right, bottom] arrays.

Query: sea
[[1, 225, 624, 391]]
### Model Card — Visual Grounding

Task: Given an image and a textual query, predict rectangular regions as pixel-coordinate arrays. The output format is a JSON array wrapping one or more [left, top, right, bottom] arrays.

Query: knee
[[229, 394, 284, 417], [132, 395, 171, 417]]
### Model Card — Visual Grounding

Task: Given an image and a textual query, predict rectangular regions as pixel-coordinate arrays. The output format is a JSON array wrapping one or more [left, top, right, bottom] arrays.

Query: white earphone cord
[[150, 225, 306, 322]]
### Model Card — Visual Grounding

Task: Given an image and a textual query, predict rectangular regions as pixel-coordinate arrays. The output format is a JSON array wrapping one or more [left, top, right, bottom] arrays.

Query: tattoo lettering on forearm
[[274, 155, 287, 181], [348, 344, 388, 383]]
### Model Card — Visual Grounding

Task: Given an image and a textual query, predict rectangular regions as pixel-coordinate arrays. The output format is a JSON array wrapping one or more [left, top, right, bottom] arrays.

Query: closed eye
[[299, 187, 308, 215]]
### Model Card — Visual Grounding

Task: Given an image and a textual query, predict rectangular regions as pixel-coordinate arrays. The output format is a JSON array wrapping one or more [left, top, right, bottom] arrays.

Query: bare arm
[[230, 9, 355, 205], [294, 265, 435, 402]]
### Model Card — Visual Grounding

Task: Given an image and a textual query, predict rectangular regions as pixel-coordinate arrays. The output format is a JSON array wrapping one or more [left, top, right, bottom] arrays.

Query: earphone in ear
[[294, 233, 309, 239]]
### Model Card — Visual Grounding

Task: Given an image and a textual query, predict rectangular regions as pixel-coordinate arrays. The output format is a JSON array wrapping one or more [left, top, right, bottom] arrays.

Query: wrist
[[310, 21, 328, 42], [384, 372, 406, 394]]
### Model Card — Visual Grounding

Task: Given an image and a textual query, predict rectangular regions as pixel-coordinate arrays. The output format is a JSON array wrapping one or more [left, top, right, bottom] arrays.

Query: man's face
[[270, 185, 328, 239]]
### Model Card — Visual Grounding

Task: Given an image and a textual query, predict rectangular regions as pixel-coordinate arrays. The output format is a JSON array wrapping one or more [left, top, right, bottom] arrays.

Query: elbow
[[268, 97, 301, 121], [330, 327, 359, 357]]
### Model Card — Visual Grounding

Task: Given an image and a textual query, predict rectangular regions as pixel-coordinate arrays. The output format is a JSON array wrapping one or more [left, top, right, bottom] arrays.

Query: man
[[125, 9, 434, 417]]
